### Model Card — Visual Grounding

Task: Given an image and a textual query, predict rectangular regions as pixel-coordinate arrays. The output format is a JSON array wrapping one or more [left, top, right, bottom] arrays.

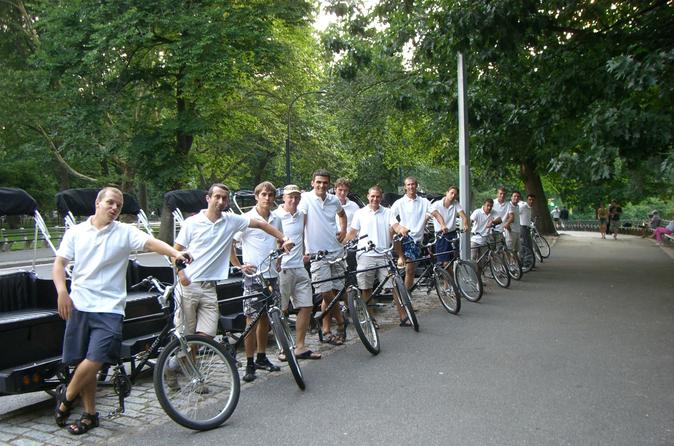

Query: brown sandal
[[54, 384, 75, 427], [67, 412, 99, 435]]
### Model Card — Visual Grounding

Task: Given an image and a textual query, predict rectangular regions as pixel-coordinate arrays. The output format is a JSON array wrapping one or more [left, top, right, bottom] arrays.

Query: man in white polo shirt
[[273, 184, 321, 360], [334, 177, 360, 229], [492, 186, 514, 234], [346, 184, 399, 327], [519, 193, 535, 250], [298, 169, 348, 345], [430, 185, 470, 267], [231, 181, 284, 382], [506, 190, 522, 256], [174, 183, 292, 343], [470, 198, 503, 271], [53, 187, 191, 435], [390, 176, 446, 294]]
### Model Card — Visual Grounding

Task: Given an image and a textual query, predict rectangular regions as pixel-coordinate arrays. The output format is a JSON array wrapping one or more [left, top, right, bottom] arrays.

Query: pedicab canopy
[[55, 188, 141, 217], [164, 189, 208, 213], [0, 188, 38, 216]]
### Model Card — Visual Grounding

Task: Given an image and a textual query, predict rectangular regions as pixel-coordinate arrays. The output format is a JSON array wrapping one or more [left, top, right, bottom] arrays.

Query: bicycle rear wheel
[[453, 260, 483, 302], [519, 245, 536, 273], [154, 335, 240, 431], [394, 276, 419, 332], [347, 288, 380, 355], [534, 233, 550, 258], [434, 266, 460, 314], [489, 251, 511, 288], [269, 310, 305, 390], [504, 249, 522, 280]]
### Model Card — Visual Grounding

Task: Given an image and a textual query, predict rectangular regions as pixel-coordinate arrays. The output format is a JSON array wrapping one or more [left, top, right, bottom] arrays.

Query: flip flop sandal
[[295, 349, 322, 360], [399, 317, 413, 327], [371, 317, 380, 329]]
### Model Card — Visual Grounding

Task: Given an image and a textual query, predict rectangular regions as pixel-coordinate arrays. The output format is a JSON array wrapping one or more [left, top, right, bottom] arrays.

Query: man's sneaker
[[242, 365, 256, 382], [255, 356, 280, 372]]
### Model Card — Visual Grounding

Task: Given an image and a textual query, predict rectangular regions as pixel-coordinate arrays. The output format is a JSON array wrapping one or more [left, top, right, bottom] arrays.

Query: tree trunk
[[520, 161, 557, 235], [158, 203, 174, 244], [137, 182, 148, 212]]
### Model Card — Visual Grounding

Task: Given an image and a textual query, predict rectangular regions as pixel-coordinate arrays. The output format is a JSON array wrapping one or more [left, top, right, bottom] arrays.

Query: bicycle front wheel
[[394, 276, 419, 332], [347, 288, 380, 355], [489, 251, 511, 288], [534, 234, 551, 258], [519, 245, 536, 273], [453, 260, 483, 302], [434, 266, 460, 314], [269, 310, 305, 390], [154, 335, 240, 431], [504, 250, 522, 280]]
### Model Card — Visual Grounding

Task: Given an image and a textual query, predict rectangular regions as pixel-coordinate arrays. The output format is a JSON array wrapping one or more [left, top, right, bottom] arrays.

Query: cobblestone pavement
[[0, 282, 454, 446]]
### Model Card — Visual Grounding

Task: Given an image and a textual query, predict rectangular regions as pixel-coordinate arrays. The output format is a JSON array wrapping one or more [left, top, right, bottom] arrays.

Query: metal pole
[[285, 90, 327, 186], [457, 52, 471, 261]]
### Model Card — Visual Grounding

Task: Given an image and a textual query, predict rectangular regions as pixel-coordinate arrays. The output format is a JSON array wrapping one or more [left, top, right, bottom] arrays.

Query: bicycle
[[224, 249, 305, 390], [436, 230, 484, 303], [407, 232, 461, 315], [518, 243, 536, 273], [149, 265, 241, 430], [473, 228, 511, 288], [89, 261, 240, 431], [365, 234, 419, 332], [311, 236, 380, 354], [529, 217, 551, 259]]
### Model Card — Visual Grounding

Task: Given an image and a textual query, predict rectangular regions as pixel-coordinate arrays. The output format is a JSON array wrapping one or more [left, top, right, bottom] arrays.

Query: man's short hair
[[207, 183, 230, 196], [404, 176, 418, 185], [527, 193, 536, 199], [512, 190, 521, 196], [96, 187, 123, 203], [254, 181, 276, 196], [497, 186, 507, 193], [368, 185, 383, 195], [448, 185, 459, 194], [312, 169, 331, 181], [334, 178, 351, 189], [483, 198, 494, 205]]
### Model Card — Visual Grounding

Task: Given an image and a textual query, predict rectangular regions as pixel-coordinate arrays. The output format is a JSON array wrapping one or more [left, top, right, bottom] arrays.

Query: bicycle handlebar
[[236, 249, 285, 278]]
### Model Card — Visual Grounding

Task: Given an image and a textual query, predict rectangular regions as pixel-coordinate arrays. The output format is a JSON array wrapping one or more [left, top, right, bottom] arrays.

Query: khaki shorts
[[506, 230, 520, 252], [310, 252, 345, 294], [356, 255, 389, 290], [279, 267, 313, 311], [174, 281, 219, 336]]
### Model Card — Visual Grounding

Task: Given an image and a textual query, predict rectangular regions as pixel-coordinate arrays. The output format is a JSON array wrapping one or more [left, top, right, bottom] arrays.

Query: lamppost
[[285, 89, 327, 185]]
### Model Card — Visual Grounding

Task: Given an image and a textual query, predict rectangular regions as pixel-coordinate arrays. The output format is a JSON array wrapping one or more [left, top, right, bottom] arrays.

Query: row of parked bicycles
[[125, 221, 551, 431]]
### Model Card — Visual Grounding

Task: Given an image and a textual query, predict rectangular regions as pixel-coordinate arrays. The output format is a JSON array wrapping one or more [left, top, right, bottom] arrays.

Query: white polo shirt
[[430, 199, 464, 232], [518, 201, 532, 226], [509, 201, 521, 232], [336, 198, 360, 230], [272, 207, 306, 269], [298, 191, 343, 253], [175, 210, 249, 282], [390, 195, 432, 243], [492, 199, 512, 233], [470, 208, 500, 245], [350, 205, 393, 257], [56, 218, 151, 315], [234, 207, 281, 278]]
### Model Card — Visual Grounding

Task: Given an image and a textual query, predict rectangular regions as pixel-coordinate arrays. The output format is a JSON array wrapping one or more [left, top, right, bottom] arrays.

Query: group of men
[[51, 172, 539, 436], [469, 187, 538, 265]]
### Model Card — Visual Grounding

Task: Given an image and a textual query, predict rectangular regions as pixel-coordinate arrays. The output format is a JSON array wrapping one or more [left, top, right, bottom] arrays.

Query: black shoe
[[255, 356, 281, 372], [242, 365, 256, 382]]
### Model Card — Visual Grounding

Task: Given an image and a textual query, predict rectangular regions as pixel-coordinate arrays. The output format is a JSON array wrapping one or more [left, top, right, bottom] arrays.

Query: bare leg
[[62, 359, 102, 416]]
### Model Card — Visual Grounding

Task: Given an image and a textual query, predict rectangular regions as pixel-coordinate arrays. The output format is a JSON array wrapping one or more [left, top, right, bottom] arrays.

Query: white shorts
[[506, 230, 521, 252], [279, 267, 313, 311], [356, 255, 389, 290], [310, 252, 345, 294], [175, 281, 219, 336]]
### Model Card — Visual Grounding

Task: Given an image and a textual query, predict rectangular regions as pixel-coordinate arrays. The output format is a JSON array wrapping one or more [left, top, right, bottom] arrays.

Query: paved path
[[2, 232, 673, 445]]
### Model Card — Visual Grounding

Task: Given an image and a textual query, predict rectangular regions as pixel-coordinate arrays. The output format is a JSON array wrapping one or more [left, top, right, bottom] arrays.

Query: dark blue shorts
[[62, 308, 123, 365], [435, 231, 458, 263], [401, 235, 421, 261]]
